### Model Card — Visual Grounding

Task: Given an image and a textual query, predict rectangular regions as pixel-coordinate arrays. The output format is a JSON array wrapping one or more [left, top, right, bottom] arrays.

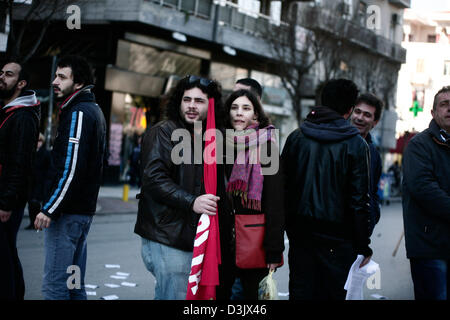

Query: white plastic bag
[[258, 269, 279, 300]]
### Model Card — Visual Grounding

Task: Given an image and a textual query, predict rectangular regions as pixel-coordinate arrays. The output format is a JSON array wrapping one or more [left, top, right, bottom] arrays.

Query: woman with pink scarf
[[216, 89, 285, 300]]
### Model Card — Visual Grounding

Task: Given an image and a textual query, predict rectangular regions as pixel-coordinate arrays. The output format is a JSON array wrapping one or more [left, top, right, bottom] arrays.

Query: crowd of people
[[0, 56, 448, 301]]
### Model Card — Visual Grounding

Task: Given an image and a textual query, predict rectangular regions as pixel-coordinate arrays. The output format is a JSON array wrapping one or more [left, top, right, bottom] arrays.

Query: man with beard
[[34, 56, 106, 300], [0, 61, 40, 299], [350, 93, 383, 236], [134, 75, 224, 299]]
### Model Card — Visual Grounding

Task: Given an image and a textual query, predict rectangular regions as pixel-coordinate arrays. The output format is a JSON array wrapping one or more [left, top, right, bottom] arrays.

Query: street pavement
[[17, 186, 414, 300]]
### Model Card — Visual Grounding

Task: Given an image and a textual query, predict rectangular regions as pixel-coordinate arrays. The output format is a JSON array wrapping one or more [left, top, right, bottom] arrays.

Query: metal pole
[[46, 55, 57, 151], [212, 2, 219, 42]]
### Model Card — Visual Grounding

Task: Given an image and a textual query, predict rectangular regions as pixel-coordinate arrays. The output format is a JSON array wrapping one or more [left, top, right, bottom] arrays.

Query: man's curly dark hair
[[163, 75, 224, 129]]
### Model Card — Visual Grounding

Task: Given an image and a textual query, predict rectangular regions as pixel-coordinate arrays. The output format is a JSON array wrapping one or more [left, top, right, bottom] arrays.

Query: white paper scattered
[[110, 275, 127, 280], [121, 282, 137, 287], [344, 255, 379, 300], [371, 294, 387, 300], [104, 283, 121, 288], [105, 264, 120, 269], [85, 284, 99, 289], [101, 295, 119, 300], [278, 292, 289, 297], [116, 272, 130, 277], [86, 291, 97, 296]]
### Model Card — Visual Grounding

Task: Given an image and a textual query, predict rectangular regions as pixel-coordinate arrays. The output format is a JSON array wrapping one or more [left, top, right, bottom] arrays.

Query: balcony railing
[[388, 0, 411, 9], [297, 6, 407, 63], [147, 0, 406, 62], [149, 0, 287, 37], [150, 0, 213, 19]]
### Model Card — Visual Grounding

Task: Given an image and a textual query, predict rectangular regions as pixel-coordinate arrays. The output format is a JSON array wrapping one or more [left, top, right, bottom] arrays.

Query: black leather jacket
[[282, 110, 372, 257], [134, 119, 205, 251]]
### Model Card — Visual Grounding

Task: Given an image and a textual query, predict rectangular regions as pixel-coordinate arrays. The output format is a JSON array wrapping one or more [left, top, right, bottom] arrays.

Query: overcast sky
[[411, 0, 450, 11]]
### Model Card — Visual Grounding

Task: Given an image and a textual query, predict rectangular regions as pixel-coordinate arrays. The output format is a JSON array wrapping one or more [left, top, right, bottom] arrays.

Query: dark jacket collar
[[59, 85, 95, 111], [301, 106, 359, 142], [429, 119, 450, 146]]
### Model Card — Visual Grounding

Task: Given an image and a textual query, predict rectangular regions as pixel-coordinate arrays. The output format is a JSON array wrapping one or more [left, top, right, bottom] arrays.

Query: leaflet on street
[[344, 255, 379, 300], [121, 282, 137, 287], [101, 295, 119, 300]]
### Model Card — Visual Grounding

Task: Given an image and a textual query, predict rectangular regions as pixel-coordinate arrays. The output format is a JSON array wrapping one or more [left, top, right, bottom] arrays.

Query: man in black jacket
[[282, 79, 372, 300], [402, 86, 450, 300], [135, 75, 223, 300], [0, 61, 40, 300], [34, 56, 106, 300], [350, 93, 383, 236]]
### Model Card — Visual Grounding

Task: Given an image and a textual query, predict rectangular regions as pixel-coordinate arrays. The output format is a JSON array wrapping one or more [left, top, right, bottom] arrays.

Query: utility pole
[[46, 55, 57, 151]]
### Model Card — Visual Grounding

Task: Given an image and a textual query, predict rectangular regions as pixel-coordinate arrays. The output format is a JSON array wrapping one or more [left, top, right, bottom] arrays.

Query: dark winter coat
[[402, 119, 450, 259], [282, 106, 373, 257], [135, 119, 211, 251], [221, 141, 285, 265], [41, 86, 107, 218], [29, 146, 53, 204], [366, 133, 382, 235], [0, 91, 40, 211]]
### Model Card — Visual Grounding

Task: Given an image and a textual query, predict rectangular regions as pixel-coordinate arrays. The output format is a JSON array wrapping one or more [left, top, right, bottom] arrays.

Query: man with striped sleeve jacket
[[34, 56, 106, 300]]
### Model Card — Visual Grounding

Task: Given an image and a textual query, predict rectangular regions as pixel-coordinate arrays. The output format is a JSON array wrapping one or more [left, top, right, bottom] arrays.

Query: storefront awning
[[105, 65, 166, 97]]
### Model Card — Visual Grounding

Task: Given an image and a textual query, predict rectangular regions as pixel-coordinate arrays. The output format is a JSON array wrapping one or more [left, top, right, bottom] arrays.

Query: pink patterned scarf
[[226, 124, 276, 211]]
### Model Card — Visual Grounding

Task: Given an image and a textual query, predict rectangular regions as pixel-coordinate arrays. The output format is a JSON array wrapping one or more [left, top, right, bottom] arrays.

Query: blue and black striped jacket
[[42, 86, 106, 219]]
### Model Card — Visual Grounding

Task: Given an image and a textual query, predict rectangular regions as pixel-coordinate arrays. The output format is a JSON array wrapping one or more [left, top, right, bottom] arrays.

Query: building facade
[[396, 8, 450, 135], [7, 0, 408, 182]]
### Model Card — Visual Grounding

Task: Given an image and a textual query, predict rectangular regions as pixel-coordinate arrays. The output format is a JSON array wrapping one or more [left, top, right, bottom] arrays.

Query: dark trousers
[[217, 264, 268, 300], [288, 239, 356, 300], [410, 259, 449, 300], [0, 206, 25, 300]]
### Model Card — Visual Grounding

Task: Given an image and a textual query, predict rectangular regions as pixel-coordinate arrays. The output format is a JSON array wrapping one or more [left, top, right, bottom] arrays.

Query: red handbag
[[235, 213, 267, 269]]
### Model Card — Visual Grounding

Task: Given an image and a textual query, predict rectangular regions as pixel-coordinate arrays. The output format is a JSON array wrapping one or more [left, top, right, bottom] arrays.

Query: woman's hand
[[267, 263, 282, 271]]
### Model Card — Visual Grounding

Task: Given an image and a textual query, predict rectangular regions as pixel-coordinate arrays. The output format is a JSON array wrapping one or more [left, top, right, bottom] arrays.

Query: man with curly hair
[[134, 75, 224, 300]]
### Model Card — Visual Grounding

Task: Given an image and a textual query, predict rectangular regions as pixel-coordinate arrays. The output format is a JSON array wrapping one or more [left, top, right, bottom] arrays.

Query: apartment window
[[416, 59, 425, 73], [444, 60, 450, 76], [237, 0, 260, 18], [269, 1, 281, 26], [427, 34, 437, 43], [338, 0, 353, 19], [357, 1, 367, 27]]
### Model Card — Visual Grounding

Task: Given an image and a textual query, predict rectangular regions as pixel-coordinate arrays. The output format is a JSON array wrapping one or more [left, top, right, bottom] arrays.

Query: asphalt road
[[17, 200, 413, 300]]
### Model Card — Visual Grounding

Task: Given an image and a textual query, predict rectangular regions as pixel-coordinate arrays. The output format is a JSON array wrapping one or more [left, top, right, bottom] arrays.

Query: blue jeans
[[141, 238, 192, 300], [410, 259, 449, 300], [42, 214, 93, 300]]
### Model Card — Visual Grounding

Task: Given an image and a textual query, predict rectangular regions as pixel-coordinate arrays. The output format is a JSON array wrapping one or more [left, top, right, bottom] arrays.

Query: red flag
[[186, 98, 221, 300]]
